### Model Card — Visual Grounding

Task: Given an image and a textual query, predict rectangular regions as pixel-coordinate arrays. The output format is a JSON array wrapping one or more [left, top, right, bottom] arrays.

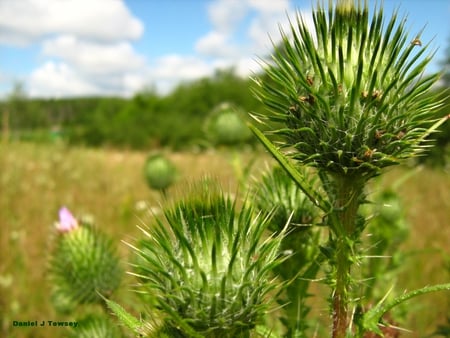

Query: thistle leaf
[[362, 283, 450, 333], [248, 123, 330, 213], [103, 297, 143, 333]]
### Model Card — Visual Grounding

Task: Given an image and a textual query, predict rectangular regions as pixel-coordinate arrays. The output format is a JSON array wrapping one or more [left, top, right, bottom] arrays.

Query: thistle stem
[[330, 175, 365, 338]]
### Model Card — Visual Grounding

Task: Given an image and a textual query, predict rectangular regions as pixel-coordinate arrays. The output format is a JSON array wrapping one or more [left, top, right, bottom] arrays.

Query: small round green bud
[[144, 153, 177, 192], [205, 103, 252, 146]]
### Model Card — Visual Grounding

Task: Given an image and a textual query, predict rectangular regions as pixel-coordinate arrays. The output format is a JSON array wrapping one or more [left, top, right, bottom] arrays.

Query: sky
[[0, 0, 449, 99]]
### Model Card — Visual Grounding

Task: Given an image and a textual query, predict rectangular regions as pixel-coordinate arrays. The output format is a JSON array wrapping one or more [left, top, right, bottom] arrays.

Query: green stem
[[330, 175, 365, 338]]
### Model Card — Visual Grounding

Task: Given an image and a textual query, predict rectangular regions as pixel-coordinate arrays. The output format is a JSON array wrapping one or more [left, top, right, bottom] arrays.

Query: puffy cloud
[[28, 61, 149, 98], [152, 54, 212, 80], [42, 35, 146, 75], [28, 61, 99, 97], [149, 54, 214, 94], [0, 0, 149, 97], [195, 31, 238, 58], [247, 0, 291, 13], [196, 0, 307, 74], [207, 0, 248, 34], [234, 57, 261, 77], [0, 0, 143, 46], [1, 0, 313, 97]]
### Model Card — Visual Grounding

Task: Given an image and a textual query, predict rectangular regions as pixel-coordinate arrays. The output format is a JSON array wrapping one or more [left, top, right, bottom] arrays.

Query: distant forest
[[1, 69, 268, 149]]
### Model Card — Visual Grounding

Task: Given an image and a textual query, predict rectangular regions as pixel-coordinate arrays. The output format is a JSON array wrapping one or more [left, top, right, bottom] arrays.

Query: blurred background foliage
[[0, 69, 263, 150]]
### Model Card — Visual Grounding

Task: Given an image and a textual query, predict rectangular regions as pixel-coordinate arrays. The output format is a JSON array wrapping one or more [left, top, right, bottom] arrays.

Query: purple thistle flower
[[56, 207, 79, 232]]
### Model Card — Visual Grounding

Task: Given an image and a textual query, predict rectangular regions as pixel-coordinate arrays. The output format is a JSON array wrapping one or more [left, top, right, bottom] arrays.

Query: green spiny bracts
[[252, 0, 445, 178], [253, 165, 320, 232], [49, 208, 122, 308], [128, 180, 288, 338]]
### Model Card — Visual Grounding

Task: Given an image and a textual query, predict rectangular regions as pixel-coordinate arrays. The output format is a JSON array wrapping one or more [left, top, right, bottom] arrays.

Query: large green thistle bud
[[252, 1, 445, 178], [49, 207, 122, 310], [129, 181, 288, 337]]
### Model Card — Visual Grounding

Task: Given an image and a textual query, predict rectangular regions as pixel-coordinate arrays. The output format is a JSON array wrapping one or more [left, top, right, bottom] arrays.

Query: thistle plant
[[109, 180, 289, 337], [49, 207, 122, 309], [47, 207, 124, 338], [250, 0, 449, 336]]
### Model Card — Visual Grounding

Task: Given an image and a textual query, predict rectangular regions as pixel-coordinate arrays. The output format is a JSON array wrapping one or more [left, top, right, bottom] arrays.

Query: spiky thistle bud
[[252, 1, 445, 178], [49, 207, 122, 309], [128, 181, 288, 337]]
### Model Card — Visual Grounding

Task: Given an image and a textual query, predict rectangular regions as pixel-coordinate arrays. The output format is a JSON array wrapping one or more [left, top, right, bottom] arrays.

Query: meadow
[[0, 141, 448, 337]]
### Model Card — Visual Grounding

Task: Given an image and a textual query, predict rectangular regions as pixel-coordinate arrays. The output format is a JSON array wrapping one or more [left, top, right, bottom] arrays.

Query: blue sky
[[0, 0, 449, 98]]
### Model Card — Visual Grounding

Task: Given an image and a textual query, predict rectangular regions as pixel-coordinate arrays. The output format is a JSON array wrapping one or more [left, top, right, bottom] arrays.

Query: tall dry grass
[[0, 142, 448, 337]]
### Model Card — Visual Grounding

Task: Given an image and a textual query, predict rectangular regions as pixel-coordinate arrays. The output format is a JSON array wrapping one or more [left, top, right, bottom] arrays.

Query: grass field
[[0, 142, 448, 338]]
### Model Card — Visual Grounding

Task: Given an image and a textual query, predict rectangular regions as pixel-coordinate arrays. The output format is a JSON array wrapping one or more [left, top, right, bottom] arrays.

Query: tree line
[[1, 69, 264, 149]]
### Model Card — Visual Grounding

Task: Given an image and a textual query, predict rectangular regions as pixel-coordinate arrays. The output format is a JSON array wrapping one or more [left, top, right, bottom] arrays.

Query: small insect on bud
[[411, 38, 422, 47], [371, 90, 382, 99], [396, 130, 406, 139], [306, 76, 314, 86], [363, 148, 376, 159], [375, 129, 385, 141], [299, 95, 308, 103], [299, 94, 315, 105]]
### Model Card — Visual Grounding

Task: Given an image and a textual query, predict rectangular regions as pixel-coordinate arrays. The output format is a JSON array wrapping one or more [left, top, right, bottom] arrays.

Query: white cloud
[[0, 0, 149, 97], [42, 35, 146, 75], [28, 61, 99, 97], [0, 0, 143, 46], [149, 54, 214, 94], [1, 0, 314, 98], [207, 0, 248, 34], [122, 73, 148, 96], [234, 57, 261, 77], [247, 0, 291, 13], [247, 12, 292, 53], [195, 31, 238, 58], [28, 60, 150, 98], [152, 54, 212, 80], [196, 0, 307, 77]]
